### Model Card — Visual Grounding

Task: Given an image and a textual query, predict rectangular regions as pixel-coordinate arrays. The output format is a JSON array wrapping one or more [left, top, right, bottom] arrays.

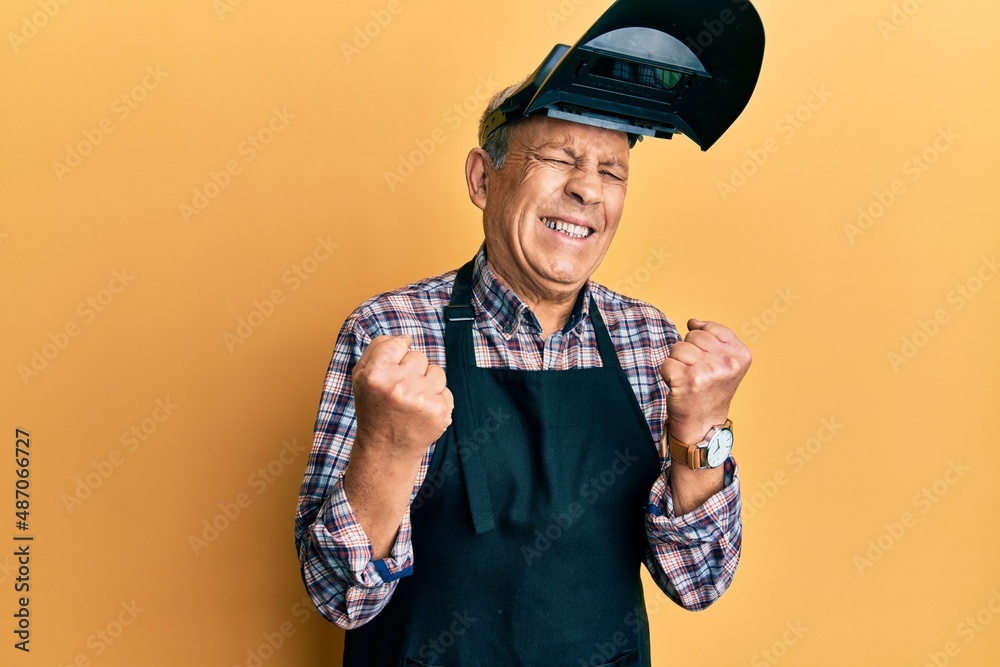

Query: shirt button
[[503, 323, 512, 333]]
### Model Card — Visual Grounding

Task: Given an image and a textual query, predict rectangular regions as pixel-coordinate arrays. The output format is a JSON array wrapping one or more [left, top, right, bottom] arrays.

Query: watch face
[[706, 428, 734, 468]]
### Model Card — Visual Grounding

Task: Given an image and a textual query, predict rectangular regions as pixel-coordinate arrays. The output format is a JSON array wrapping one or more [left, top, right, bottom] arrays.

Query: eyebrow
[[535, 143, 629, 175], [600, 155, 629, 174]]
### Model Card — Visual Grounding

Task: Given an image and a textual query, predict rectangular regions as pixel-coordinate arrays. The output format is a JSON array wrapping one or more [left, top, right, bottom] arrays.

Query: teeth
[[542, 217, 591, 239]]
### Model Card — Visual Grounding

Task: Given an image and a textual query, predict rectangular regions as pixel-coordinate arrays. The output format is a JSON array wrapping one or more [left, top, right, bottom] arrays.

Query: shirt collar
[[470, 244, 592, 339]]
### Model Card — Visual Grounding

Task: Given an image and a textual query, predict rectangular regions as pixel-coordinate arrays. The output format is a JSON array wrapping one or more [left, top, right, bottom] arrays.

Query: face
[[469, 115, 630, 304]]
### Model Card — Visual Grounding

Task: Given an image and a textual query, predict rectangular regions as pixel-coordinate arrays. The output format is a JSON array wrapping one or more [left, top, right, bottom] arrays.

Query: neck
[[486, 259, 581, 340], [530, 296, 577, 340]]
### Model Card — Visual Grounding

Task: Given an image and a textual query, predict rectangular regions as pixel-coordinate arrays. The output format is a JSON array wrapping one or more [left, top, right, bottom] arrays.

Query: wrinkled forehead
[[512, 115, 630, 164]]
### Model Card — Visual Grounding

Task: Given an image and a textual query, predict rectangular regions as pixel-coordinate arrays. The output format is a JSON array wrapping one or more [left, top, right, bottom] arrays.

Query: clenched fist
[[352, 334, 454, 459], [661, 318, 752, 445]]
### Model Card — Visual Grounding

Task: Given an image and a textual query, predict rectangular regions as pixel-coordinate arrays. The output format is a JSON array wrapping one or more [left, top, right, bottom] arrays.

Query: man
[[296, 79, 751, 665]]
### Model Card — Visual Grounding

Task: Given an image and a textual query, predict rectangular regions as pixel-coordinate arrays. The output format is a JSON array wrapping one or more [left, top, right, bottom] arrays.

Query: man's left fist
[[660, 318, 752, 444]]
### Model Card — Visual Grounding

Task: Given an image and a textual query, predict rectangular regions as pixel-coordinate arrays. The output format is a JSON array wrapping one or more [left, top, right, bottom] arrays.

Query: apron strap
[[589, 297, 658, 454], [588, 296, 619, 369], [443, 258, 657, 533], [444, 259, 497, 535]]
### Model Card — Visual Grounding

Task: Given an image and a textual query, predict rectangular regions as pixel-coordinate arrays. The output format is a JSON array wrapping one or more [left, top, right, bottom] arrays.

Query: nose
[[564, 165, 603, 206]]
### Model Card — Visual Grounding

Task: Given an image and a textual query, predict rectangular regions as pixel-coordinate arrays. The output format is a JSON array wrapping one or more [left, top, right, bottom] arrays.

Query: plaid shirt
[[295, 246, 741, 630]]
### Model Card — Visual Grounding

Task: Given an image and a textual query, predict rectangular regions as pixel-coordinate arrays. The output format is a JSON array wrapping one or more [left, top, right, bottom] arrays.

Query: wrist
[[664, 418, 734, 471], [666, 417, 728, 445], [347, 435, 424, 495], [353, 425, 428, 464]]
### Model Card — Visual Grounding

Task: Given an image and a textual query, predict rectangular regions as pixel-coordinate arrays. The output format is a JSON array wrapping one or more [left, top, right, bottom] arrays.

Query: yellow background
[[2, 0, 998, 665]]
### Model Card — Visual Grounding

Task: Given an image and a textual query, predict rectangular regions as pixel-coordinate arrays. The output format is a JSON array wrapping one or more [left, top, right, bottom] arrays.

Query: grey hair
[[478, 77, 638, 170], [478, 78, 527, 171]]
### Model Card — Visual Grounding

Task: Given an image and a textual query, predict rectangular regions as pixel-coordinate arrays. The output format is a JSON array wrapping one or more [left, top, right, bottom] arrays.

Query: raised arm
[[294, 319, 452, 629], [645, 318, 751, 609]]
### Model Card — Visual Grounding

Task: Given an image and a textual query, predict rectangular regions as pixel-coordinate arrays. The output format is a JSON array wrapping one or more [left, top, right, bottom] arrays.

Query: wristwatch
[[666, 420, 734, 470]]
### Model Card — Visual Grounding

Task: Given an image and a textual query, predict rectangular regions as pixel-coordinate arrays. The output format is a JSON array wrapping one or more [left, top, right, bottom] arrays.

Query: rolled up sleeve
[[299, 473, 415, 628], [294, 312, 420, 629], [644, 456, 741, 610]]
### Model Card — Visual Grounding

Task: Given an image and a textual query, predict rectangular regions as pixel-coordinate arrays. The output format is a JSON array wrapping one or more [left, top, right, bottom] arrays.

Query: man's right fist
[[351, 334, 454, 458]]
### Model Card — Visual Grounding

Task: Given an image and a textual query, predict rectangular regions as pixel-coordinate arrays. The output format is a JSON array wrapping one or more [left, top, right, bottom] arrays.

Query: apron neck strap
[[444, 259, 476, 322], [444, 256, 621, 371]]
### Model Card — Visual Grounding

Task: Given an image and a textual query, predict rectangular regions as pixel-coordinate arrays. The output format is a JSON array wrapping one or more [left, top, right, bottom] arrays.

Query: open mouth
[[541, 217, 592, 239]]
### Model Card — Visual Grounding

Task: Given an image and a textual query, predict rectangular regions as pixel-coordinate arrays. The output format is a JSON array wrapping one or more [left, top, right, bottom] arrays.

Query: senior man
[[295, 71, 752, 664]]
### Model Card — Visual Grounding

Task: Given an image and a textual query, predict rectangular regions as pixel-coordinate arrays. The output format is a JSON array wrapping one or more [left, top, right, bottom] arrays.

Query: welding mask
[[479, 0, 766, 150]]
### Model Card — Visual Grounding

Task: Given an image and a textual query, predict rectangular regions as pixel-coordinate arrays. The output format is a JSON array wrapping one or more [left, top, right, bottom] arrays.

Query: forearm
[[666, 418, 726, 516], [343, 433, 425, 560], [645, 457, 741, 610], [297, 471, 415, 629], [297, 434, 432, 629], [295, 317, 438, 628], [298, 437, 427, 629], [669, 463, 724, 516]]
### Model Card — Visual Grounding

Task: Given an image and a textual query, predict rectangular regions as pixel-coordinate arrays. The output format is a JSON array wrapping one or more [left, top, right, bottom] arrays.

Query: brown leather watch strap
[[666, 427, 704, 470], [664, 420, 733, 470]]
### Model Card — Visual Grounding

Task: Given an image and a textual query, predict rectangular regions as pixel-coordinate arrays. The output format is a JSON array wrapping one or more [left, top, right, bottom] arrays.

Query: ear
[[465, 148, 490, 212]]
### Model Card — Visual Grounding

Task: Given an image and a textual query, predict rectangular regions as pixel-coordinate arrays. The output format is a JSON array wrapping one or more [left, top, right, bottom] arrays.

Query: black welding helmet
[[479, 0, 765, 151]]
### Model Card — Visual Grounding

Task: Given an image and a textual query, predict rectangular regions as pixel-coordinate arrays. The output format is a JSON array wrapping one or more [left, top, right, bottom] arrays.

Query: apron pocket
[[596, 649, 639, 667], [404, 651, 638, 667], [403, 658, 444, 667]]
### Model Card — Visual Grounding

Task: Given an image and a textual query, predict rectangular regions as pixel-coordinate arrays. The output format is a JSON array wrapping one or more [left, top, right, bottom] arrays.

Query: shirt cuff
[[311, 473, 415, 588], [645, 457, 741, 546]]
